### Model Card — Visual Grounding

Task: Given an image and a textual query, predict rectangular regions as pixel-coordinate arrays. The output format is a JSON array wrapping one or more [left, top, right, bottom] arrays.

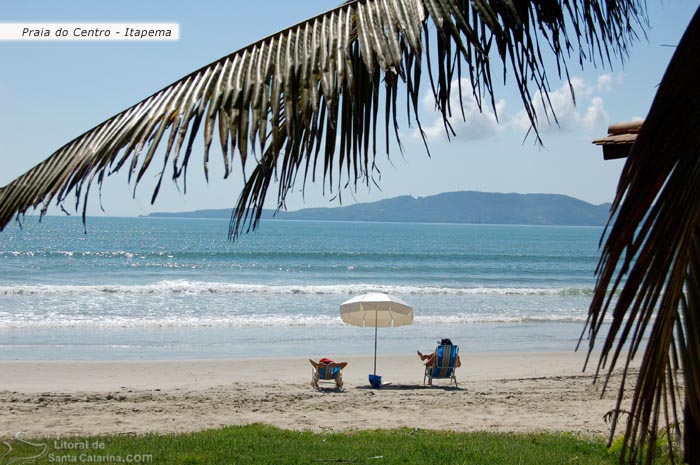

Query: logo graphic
[[0, 433, 47, 465]]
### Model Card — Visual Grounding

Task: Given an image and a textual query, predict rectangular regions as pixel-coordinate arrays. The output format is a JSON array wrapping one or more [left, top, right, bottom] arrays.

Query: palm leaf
[[583, 7, 700, 464], [0, 0, 645, 237]]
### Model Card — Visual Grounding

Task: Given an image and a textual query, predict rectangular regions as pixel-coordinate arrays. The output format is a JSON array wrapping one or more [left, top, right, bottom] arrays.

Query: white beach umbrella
[[339, 292, 413, 382]]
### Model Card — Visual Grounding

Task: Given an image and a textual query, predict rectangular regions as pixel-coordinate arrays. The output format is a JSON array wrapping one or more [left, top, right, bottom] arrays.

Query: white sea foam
[[0, 314, 341, 329], [0, 311, 597, 330], [0, 280, 593, 297]]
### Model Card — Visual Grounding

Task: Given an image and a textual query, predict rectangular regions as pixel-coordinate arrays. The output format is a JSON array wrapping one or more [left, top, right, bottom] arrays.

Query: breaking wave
[[0, 312, 593, 330], [0, 280, 594, 297]]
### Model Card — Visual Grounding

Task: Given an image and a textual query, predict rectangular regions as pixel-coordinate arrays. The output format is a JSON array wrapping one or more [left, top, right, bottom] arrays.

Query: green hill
[[145, 191, 611, 226]]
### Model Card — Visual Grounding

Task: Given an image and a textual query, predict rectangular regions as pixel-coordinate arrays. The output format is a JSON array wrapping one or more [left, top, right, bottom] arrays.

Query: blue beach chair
[[424, 345, 459, 387], [310, 359, 345, 389]]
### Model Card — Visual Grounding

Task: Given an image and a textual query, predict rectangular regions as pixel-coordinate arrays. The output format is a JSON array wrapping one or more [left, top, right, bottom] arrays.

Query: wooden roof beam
[[592, 120, 644, 160]]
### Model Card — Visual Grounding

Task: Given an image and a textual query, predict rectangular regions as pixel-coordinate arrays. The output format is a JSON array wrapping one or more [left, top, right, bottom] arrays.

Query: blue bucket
[[368, 374, 382, 388]]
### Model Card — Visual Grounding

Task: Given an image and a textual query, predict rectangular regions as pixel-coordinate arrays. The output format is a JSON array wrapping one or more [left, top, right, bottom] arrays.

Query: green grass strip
[[4, 425, 620, 465]]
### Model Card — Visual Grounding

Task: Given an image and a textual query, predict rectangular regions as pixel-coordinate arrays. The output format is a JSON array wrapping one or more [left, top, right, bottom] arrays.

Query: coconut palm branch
[[583, 8, 700, 464], [0, 0, 645, 238]]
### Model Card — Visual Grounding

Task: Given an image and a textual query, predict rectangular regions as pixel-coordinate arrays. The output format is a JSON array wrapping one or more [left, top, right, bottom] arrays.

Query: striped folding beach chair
[[424, 345, 459, 387]]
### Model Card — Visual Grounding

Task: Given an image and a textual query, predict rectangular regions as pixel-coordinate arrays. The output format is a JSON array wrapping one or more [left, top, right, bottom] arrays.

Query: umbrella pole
[[373, 315, 378, 376]]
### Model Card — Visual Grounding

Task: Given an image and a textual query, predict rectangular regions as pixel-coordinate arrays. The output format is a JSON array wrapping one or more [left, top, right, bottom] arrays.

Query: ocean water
[[0, 216, 609, 360]]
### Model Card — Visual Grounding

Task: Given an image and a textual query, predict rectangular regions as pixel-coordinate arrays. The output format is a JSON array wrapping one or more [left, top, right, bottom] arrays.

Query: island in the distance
[[142, 191, 612, 226]]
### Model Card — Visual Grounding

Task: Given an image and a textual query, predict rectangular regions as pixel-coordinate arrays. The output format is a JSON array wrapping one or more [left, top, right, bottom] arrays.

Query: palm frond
[[0, 0, 646, 237], [583, 8, 700, 464]]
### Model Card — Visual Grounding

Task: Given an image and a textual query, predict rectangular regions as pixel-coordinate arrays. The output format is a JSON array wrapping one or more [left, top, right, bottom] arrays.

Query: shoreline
[[0, 352, 637, 438]]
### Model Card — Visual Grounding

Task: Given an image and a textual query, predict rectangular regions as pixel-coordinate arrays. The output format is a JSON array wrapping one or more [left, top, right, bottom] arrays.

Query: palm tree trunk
[[686, 403, 699, 465]]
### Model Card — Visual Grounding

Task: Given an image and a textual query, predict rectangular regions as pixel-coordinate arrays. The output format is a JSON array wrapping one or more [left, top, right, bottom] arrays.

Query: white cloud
[[595, 73, 624, 92], [416, 74, 617, 142], [571, 76, 594, 99], [597, 74, 613, 92], [582, 97, 609, 129], [514, 75, 614, 134], [416, 79, 505, 142]]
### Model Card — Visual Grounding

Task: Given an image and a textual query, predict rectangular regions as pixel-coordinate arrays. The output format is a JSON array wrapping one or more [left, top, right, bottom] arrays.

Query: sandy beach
[[0, 352, 639, 439]]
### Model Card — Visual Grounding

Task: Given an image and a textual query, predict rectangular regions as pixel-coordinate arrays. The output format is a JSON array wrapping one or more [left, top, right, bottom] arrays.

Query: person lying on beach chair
[[417, 338, 461, 386], [309, 358, 347, 389]]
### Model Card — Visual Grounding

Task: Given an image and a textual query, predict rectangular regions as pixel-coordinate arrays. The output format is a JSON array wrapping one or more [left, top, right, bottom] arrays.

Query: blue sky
[[0, 1, 695, 217]]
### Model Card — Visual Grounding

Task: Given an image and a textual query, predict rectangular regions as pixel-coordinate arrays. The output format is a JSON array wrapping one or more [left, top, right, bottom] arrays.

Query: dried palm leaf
[[583, 7, 700, 464]]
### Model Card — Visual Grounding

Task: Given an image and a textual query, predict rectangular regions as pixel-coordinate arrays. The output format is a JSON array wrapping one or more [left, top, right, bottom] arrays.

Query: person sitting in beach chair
[[309, 358, 347, 389], [417, 338, 461, 387]]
